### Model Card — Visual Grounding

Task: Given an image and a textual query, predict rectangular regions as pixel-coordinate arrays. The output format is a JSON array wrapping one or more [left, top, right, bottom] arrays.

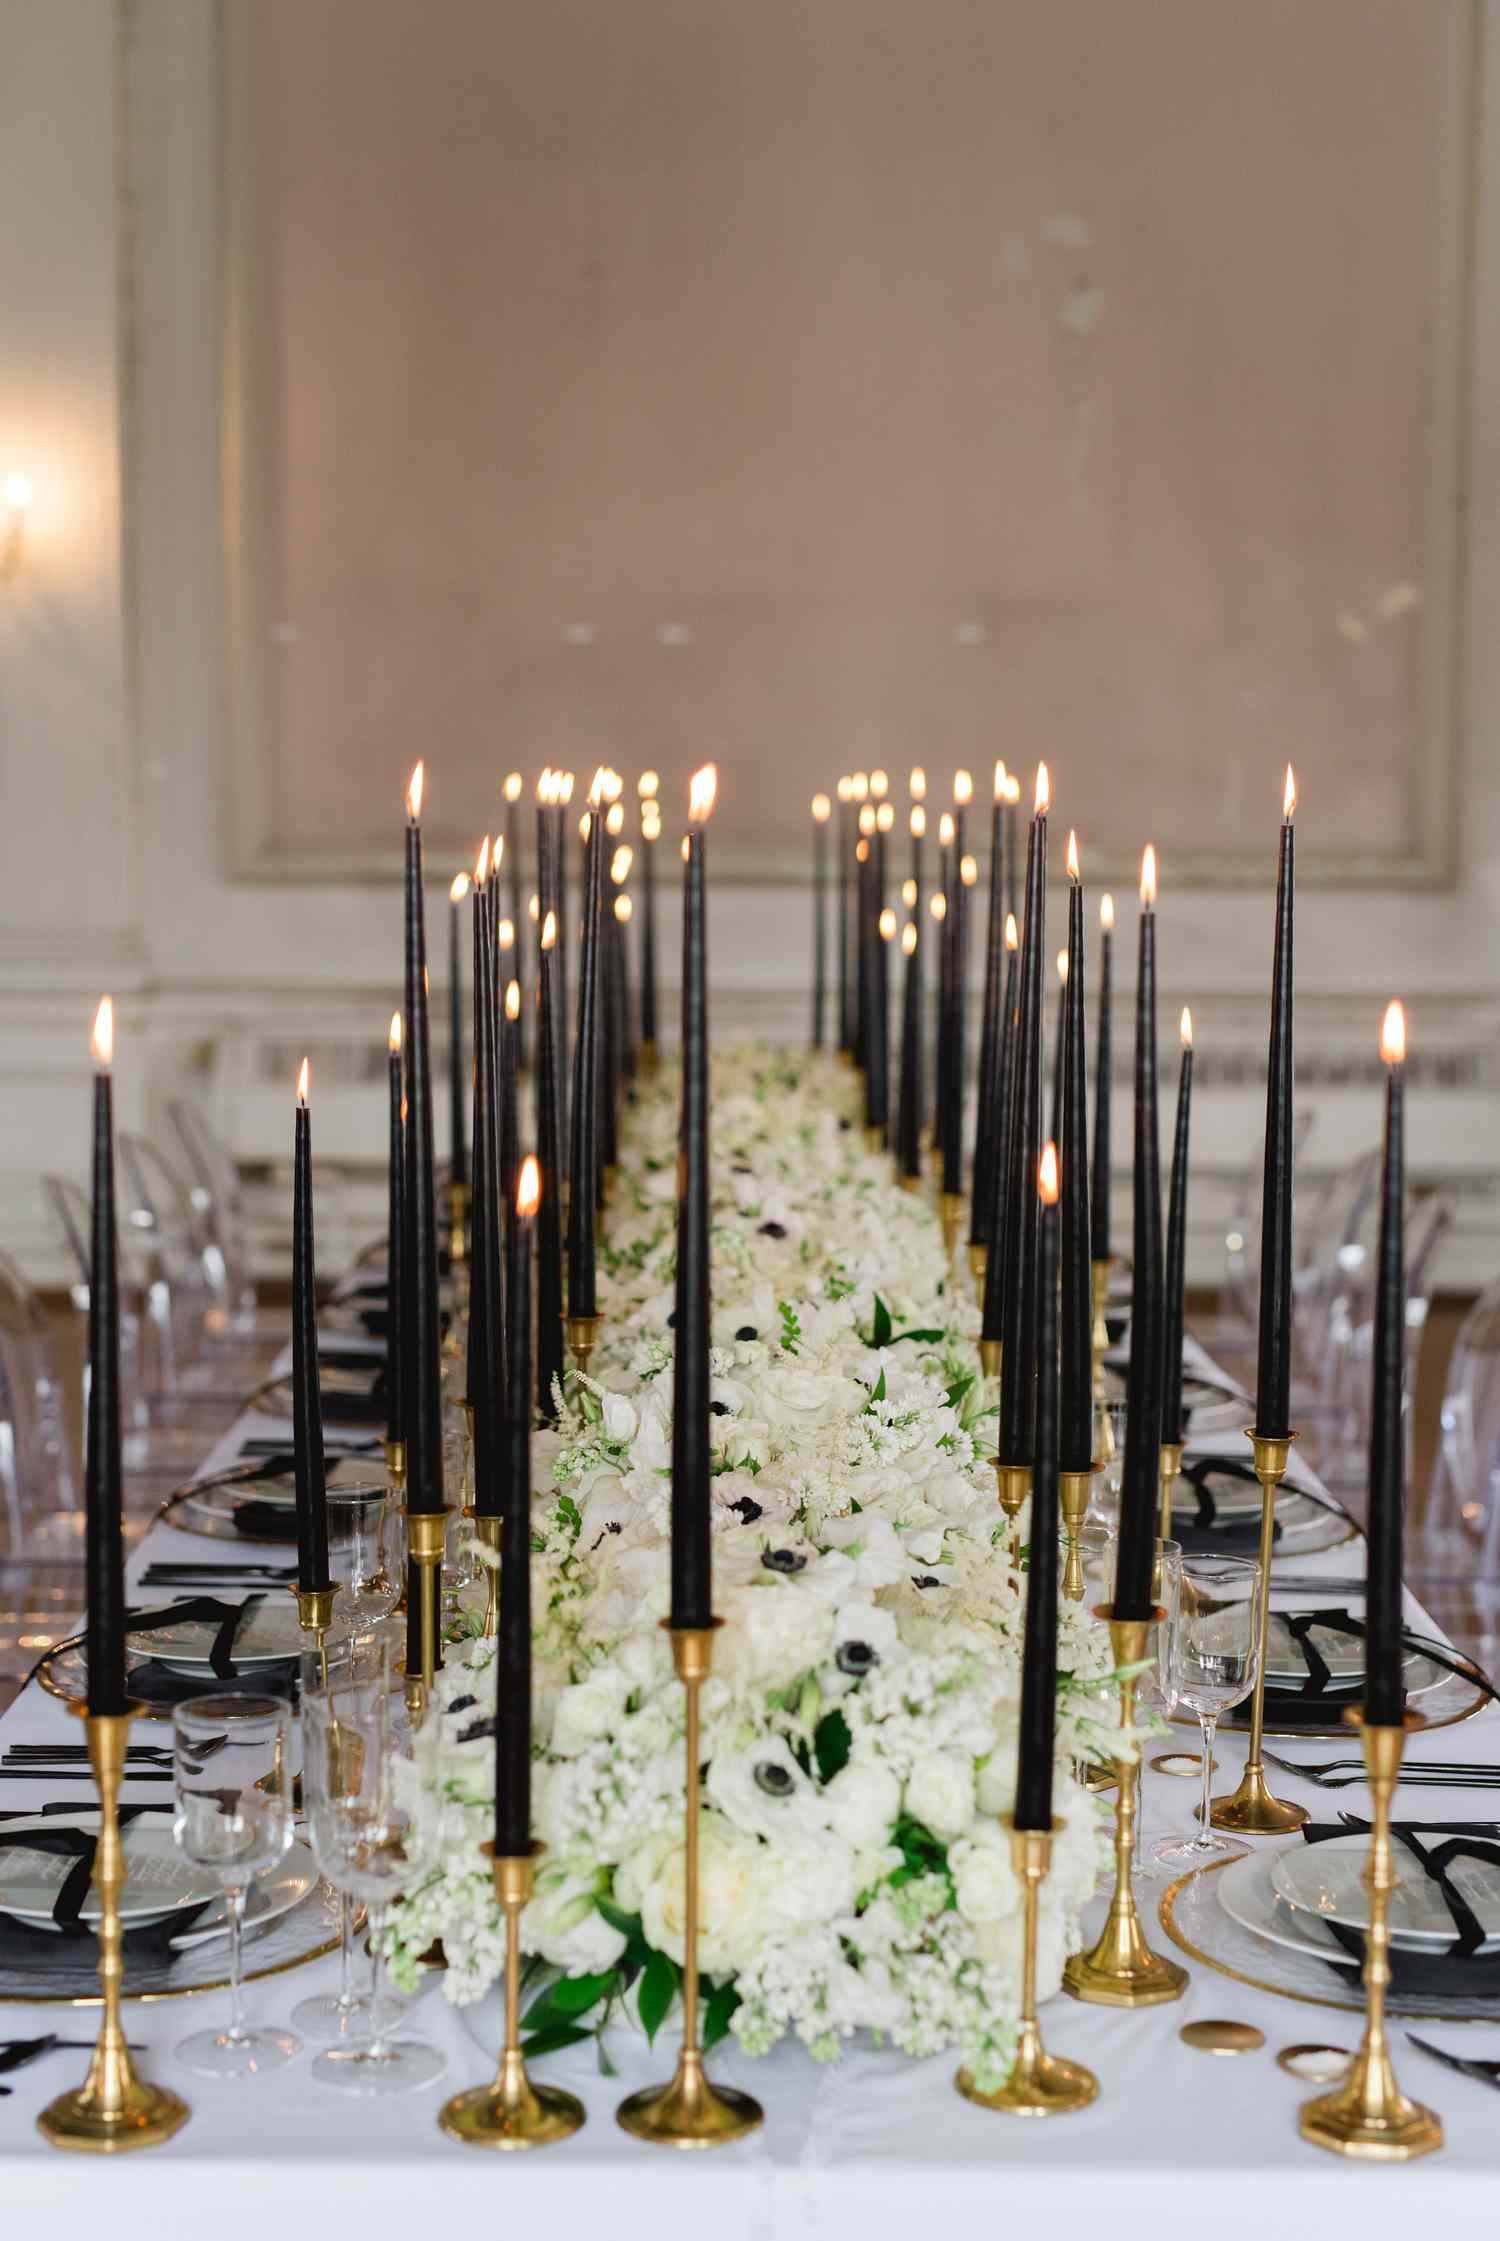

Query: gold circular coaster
[[1179, 2020, 1265, 2056], [1276, 2043, 1350, 2082], [1151, 1751, 1216, 1778]]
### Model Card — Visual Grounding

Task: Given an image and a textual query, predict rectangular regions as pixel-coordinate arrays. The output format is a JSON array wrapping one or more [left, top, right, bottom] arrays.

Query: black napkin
[[123, 1657, 298, 1712], [1172, 1455, 1283, 1557], [230, 1504, 300, 1545], [125, 1596, 265, 1681], [0, 1806, 211, 1960], [317, 1343, 389, 1373], [1228, 1608, 1497, 1729], [1302, 1819, 1500, 1998]]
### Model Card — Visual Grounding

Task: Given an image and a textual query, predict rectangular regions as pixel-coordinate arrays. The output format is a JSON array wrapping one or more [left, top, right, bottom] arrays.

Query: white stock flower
[[903, 1749, 976, 1839]]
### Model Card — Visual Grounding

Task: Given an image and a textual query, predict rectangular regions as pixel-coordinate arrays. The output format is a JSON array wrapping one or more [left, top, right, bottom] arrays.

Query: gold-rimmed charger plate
[[0, 1885, 342, 2005]]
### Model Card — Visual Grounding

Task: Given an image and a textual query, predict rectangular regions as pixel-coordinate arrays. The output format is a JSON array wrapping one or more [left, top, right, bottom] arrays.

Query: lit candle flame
[[1101, 893, 1115, 931], [1066, 828, 1080, 881], [902, 921, 918, 956], [506, 980, 521, 1020], [638, 770, 660, 800], [388, 1011, 403, 1054], [930, 891, 947, 921], [606, 801, 625, 837], [938, 812, 955, 848], [449, 872, 470, 904], [536, 768, 554, 806], [681, 835, 692, 863], [91, 996, 113, 1070], [474, 834, 490, 884], [870, 769, 889, 799], [516, 1154, 541, 1218], [1038, 1141, 1060, 1206], [811, 792, 831, 822], [1005, 774, 1021, 806], [1035, 762, 1050, 816], [297, 1056, 310, 1106], [855, 838, 869, 864], [689, 764, 717, 824], [589, 766, 607, 807], [558, 772, 575, 805], [498, 918, 515, 951], [960, 853, 977, 886], [579, 811, 592, 844], [994, 760, 1008, 800], [901, 876, 917, 907], [1005, 912, 1019, 951], [1181, 1007, 1193, 1048], [528, 892, 540, 920], [1381, 999, 1406, 1065], [615, 892, 632, 922], [504, 772, 523, 803], [910, 805, 926, 838], [877, 802, 894, 833], [859, 803, 877, 836], [852, 771, 869, 800], [1141, 845, 1157, 908], [541, 910, 557, 950], [909, 767, 927, 800], [406, 762, 425, 822], [954, 769, 973, 806], [1283, 764, 1297, 820], [1057, 948, 1069, 984], [879, 906, 896, 941], [611, 844, 633, 883], [837, 775, 853, 805]]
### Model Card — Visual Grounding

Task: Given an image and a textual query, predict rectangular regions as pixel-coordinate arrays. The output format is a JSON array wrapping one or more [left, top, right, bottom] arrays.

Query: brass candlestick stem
[[291, 1582, 338, 1698], [958, 1819, 1098, 2116], [1299, 1716, 1442, 2161], [993, 1460, 1031, 1577], [967, 1240, 988, 1305], [440, 1845, 586, 2150], [37, 1706, 190, 2153], [1089, 1259, 1112, 1401], [617, 1623, 764, 2147], [563, 1312, 602, 1385], [938, 1191, 965, 1265], [1210, 1430, 1308, 1835], [469, 1511, 502, 1638], [978, 1336, 1001, 1395], [449, 1178, 469, 1267], [1157, 1442, 1182, 1544], [641, 1038, 659, 1078], [1058, 1469, 1093, 1603], [400, 1505, 452, 1725], [1063, 1606, 1188, 2007]]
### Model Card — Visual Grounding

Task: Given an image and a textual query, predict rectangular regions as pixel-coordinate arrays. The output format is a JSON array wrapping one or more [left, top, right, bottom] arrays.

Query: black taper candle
[[895, 921, 924, 1181], [1050, 951, 1067, 1153], [811, 794, 830, 1049], [670, 766, 716, 1630], [466, 848, 491, 1426], [496, 1156, 539, 1854], [1015, 1143, 1061, 1830], [947, 778, 971, 1196], [534, 906, 565, 1417], [980, 920, 1020, 1346], [448, 873, 467, 1204], [504, 774, 526, 1076], [870, 910, 892, 1145], [1255, 769, 1298, 1440], [1365, 1001, 1408, 1726], [837, 780, 853, 1057], [501, 980, 521, 1228], [932, 823, 951, 1154], [1060, 849, 1093, 1473], [997, 769, 1048, 1462], [566, 783, 604, 1318], [385, 1012, 405, 1453], [1161, 1013, 1195, 1449], [639, 783, 660, 1053], [970, 771, 1007, 1249], [84, 999, 126, 1715], [1091, 897, 1114, 1263], [291, 1063, 331, 1593], [472, 893, 504, 1517], [402, 766, 445, 1526], [1114, 849, 1163, 1620], [553, 776, 572, 1161]]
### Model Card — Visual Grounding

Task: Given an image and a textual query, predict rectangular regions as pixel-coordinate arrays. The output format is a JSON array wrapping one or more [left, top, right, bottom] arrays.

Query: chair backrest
[[119, 1132, 221, 1364], [0, 1248, 80, 1559], [167, 1100, 255, 1324], [40, 1172, 171, 1410], [1220, 1106, 1316, 1330]]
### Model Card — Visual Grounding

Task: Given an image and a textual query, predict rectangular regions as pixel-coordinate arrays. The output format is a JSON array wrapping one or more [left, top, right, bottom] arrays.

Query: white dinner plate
[[130, 1597, 307, 1668], [1271, 1831, 1500, 1948]]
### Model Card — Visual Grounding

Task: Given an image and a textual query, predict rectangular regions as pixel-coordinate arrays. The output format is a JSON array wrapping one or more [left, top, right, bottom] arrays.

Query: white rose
[[904, 1749, 975, 1839], [950, 1825, 1022, 1923], [627, 1818, 772, 1977], [601, 1392, 639, 1443], [823, 1759, 902, 1849], [522, 1870, 628, 1975], [975, 1702, 1021, 1817], [548, 1669, 628, 1757]]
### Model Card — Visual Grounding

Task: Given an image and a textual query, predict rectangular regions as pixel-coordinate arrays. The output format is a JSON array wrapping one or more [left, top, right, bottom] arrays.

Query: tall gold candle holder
[[1210, 1431, 1308, 1836], [978, 1336, 1001, 1398], [967, 1240, 988, 1304], [400, 1504, 452, 1725], [449, 1177, 469, 1267], [1299, 1714, 1442, 2161], [563, 1312, 602, 1385], [1063, 1605, 1188, 2007], [37, 1706, 190, 2153], [468, 1511, 501, 1638], [993, 1461, 1031, 1576], [1089, 1258, 1112, 1401], [1058, 1469, 1093, 1603], [440, 1845, 586, 2150], [958, 1819, 1098, 2116], [617, 1623, 764, 2148], [938, 1191, 965, 1265], [641, 1038, 659, 1078], [1157, 1442, 1182, 1544], [291, 1583, 338, 1694]]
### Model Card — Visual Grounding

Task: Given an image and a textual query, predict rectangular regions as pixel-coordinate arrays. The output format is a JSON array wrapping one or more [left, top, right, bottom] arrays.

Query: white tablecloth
[[2, 1394, 1499, 2235]]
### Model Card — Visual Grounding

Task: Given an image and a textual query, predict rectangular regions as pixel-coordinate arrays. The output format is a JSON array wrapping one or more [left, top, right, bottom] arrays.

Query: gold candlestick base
[[440, 1846, 586, 2151], [1058, 1469, 1094, 1603], [864, 1124, 885, 1153], [1299, 1716, 1442, 2162], [617, 1622, 765, 2149], [37, 1706, 191, 2155], [449, 1178, 469, 1267], [993, 1459, 1031, 1574], [641, 1038, 660, 1077], [468, 1510, 502, 1638], [938, 1191, 965, 1263], [1211, 1430, 1308, 1836], [1064, 1607, 1188, 2009], [967, 1239, 988, 1304], [1157, 1442, 1183, 1545], [563, 1312, 602, 1383], [957, 1821, 1098, 2117], [400, 1504, 453, 1721], [900, 1173, 922, 1193], [1089, 1259, 1113, 1400]]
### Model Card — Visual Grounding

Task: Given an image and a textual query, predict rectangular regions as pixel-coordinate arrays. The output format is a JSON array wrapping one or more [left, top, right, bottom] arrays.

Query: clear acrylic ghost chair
[[1205, 1108, 1316, 1378], [167, 1098, 273, 1340], [1308, 1189, 1453, 1498], [0, 1248, 86, 1693], [1409, 1277, 1500, 1677]]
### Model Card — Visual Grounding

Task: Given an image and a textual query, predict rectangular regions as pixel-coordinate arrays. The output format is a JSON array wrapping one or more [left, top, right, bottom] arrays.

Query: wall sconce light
[[1, 472, 31, 579]]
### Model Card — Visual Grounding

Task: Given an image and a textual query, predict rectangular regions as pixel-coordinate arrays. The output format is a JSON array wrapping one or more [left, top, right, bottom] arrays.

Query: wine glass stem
[[366, 1904, 389, 2059], [226, 1884, 248, 2044], [1197, 1714, 1218, 1844], [338, 1888, 358, 2011]]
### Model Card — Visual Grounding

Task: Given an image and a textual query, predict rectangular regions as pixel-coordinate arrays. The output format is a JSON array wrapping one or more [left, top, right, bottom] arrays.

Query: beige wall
[[1, 0, 1498, 1288]]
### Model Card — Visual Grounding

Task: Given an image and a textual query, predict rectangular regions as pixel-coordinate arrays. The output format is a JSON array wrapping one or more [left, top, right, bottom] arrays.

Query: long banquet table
[[2, 1359, 1499, 2236]]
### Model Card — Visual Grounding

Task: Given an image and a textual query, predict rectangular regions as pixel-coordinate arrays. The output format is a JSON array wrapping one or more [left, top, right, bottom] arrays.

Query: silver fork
[[1260, 1751, 1500, 1791]]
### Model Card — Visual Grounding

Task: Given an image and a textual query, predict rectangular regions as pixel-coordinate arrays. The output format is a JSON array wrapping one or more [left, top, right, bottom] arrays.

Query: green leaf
[[520, 2023, 595, 2060], [814, 1708, 852, 1783], [891, 1326, 944, 1345], [945, 1372, 975, 1413], [703, 1977, 741, 2050], [596, 1896, 642, 1940], [870, 1294, 893, 1348], [549, 1969, 618, 2016], [867, 1367, 887, 1405], [637, 1948, 680, 2044]]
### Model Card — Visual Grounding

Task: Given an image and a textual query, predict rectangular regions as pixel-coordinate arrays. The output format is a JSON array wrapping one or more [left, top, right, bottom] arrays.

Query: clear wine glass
[[328, 1487, 401, 1629], [1148, 1553, 1263, 1873], [1090, 1399, 1129, 1532], [292, 1631, 388, 2042], [171, 1693, 300, 2078], [301, 1647, 446, 2094]]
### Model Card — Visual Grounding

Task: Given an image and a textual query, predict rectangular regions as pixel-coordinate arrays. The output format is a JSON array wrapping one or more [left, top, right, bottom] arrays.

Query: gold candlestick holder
[[993, 1460, 1031, 1576], [967, 1240, 988, 1304], [467, 1510, 502, 1638], [864, 1124, 885, 1155], [1058, 1469, 1094, 1603], [291, 1582, 338, 1696], [1089, 1258, 1112, 1401], [563, 1312, 602, 1384], [1157, 1442, 1182, 1544], [1299, 1714, 1442, 2161], [1063, 1604, 1188, 2007], [957, 1819, 1098, 2116], [617, 1622, 764, 2148], [1210, 1430, 1308, 1835], [449, 1177, 469, 1267], [440, 1844, 586, 2150], [37, 1705, 190, 2153], [978, 1336, 1001, 1391], [400, 1504, 453, 1725], [938, 1191, 965, 1265]]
